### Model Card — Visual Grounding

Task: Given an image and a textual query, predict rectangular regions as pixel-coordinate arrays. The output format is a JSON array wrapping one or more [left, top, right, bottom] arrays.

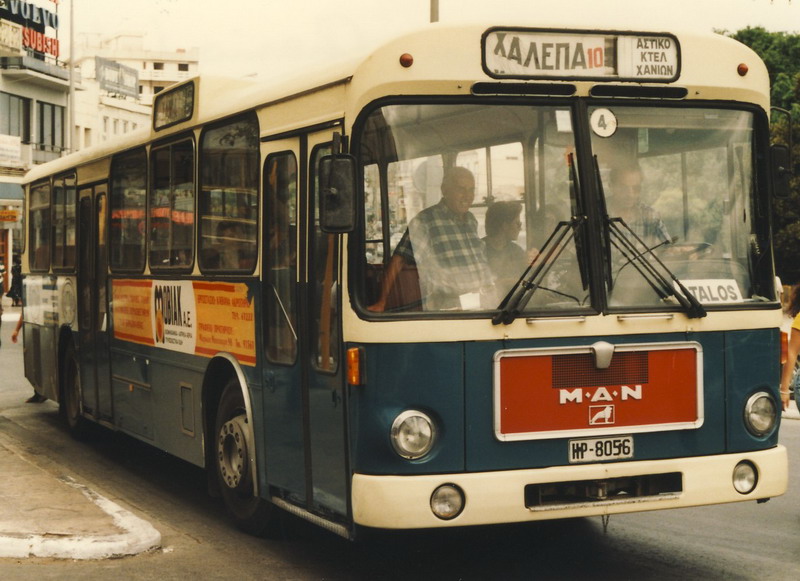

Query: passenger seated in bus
[[368, 167, 494, 312], [482, 201, 528, 292], [216, 221, 248, 269], [607, 161, 671, 248]]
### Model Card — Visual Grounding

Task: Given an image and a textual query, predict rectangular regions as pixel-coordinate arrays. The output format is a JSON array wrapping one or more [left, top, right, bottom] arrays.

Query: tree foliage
[[731, 27, 800, 284]]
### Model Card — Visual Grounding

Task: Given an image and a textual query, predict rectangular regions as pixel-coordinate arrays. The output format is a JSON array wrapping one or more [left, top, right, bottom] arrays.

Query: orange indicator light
[[399, 53, 414, 68], [737, 63, 749, 77], [781, 331, 788, 365], [347, 347, 363, 386]]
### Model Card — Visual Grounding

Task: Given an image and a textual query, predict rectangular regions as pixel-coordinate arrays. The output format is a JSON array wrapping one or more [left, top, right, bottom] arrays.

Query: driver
[[607, 162, 671, 247]]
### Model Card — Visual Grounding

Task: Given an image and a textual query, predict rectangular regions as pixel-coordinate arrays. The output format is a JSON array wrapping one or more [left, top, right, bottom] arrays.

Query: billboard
[[96, 56, 139, 99]]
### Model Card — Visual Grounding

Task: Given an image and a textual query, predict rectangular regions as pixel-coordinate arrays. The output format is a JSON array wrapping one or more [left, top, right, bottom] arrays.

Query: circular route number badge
[[590, 108, 617, 138]]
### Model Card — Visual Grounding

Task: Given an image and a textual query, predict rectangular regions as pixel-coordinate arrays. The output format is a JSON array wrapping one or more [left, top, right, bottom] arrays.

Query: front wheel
[[214, 379, 276, 536]]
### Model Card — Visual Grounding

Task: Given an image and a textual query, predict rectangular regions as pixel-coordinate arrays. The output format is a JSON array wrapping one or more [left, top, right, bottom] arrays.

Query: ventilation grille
[[552, 351, 648, 389]]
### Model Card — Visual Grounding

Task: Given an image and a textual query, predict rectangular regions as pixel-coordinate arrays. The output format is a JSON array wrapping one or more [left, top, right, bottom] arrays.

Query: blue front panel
[[725, 328, 781, 451], [349, 342, 465, 475], [349, 329, 779, 476]]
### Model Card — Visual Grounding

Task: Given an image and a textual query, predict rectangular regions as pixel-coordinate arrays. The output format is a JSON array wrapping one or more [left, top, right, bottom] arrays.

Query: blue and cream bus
[[21, 19, 789, 538]]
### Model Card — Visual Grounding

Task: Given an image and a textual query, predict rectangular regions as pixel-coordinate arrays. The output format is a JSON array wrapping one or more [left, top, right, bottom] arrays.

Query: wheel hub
[[218, 415, 249, 489]]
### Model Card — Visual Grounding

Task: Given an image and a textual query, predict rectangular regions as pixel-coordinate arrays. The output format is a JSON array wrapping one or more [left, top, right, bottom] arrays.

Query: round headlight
[[390, 410, 436, 459], [743, 392, 777, 437], [430, 484, 465, 520], [732, 460, 758, 494]]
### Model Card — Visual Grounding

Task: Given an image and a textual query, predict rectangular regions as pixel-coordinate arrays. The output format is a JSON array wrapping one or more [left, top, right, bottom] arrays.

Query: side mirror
[[319, 154, 357, 233], [771, 144, 793, 199]]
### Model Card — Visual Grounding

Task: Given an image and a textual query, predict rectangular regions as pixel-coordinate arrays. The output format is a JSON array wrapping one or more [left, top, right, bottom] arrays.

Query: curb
[[0, 475, 161, 560]]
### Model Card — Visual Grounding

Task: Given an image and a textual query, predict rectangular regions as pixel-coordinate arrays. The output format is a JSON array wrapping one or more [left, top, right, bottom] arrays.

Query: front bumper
[[352, 446, 787, 529]]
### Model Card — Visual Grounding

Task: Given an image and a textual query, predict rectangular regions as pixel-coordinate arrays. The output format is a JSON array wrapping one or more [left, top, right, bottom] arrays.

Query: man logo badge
[[590, 405, 615, 425]]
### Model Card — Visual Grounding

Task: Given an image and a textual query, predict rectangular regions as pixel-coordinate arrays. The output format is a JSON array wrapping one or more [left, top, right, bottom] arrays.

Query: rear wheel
[[215, 379, 276, 535], [60, 344, 89, 437]]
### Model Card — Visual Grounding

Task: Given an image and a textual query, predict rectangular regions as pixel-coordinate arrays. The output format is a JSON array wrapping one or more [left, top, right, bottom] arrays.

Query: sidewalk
[[0, 437, 162, 560], [783, 399, 800, 420], [0, 301, 160, 559]]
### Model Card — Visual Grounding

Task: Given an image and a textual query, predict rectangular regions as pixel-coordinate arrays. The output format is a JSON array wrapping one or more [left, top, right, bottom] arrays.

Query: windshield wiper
[[606, 217, 705, 318], [492, 216, 585, 325]]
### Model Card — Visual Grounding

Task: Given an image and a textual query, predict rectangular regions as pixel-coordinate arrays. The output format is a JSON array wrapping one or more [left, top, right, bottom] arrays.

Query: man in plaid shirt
[[368, 167, 494, 312]]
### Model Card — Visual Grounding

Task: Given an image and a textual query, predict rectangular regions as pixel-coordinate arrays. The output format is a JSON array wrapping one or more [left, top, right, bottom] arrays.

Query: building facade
[[1, 0, 67, 289], [1, 0, 199, 290], [72, 33, 199, 149]]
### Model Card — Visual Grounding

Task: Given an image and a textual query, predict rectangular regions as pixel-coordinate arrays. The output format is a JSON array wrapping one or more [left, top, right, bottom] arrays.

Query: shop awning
[[0, 182, 23, 200]]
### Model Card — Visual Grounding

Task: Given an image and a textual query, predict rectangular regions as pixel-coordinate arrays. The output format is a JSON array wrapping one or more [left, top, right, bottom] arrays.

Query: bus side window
[[110, 148, 147, 272], [150, 139, 195, 271], [29, 182, 52, 273], [52, 173, 76, 272], [198, 114, 259, 273]]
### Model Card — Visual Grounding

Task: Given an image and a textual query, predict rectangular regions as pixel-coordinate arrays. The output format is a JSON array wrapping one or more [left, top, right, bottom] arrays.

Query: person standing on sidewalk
[[780, 284, 800, 411], [9, 307, 44, 403]]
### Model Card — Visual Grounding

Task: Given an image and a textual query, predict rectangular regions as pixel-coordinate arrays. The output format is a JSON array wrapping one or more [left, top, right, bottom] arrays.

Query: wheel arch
[[202, 354, 259, 496]]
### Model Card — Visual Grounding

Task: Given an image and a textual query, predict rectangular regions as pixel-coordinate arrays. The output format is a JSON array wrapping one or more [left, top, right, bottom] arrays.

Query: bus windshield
[[590, 106, 760, 310], [358, 102, 768, 316]]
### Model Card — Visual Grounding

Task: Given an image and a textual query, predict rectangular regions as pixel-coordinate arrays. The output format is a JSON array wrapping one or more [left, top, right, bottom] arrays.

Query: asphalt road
[[0, 310, 798, 579]]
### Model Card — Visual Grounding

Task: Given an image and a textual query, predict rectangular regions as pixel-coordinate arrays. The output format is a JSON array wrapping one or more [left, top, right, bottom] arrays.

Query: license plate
[[568, 436, 633, 463]]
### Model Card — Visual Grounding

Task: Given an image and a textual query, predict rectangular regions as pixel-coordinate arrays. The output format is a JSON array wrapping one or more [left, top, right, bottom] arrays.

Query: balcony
[[138, 69, 193, 83], [31, 143, 63, 164], [0, 56, 81, 89]]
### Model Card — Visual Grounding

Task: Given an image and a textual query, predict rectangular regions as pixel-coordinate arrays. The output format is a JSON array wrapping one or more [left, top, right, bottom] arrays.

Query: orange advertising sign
[[494, 342, 703, 441], [0, 209, 19, 222], [112, 279, 256, 366]]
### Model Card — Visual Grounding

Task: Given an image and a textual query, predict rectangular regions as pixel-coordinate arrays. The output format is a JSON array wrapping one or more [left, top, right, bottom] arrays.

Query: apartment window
[[154, 86, 165, 95], [153, 62, 164, 70], [37, 102, 65, 150], [178, 63, 189, 72], [0, 92, 31, 142]]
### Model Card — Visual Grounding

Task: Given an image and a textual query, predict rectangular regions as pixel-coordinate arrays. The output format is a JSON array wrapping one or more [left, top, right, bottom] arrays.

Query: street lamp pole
[[68, 0, 75, 153]]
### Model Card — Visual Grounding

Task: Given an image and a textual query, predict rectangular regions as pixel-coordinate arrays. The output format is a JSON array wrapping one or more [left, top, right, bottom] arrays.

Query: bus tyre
[[215, 380, 275, 536], [60, 344, 89, 438]]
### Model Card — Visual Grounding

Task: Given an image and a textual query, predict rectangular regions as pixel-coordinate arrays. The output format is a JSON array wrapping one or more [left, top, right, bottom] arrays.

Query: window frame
[[28, 180, 52, 273], [109, 147, 148, 274], [51, 172, 77, 273], [198, 112, 260, 275], [148, 135, 197, 273], [263, 150, 299, 366]]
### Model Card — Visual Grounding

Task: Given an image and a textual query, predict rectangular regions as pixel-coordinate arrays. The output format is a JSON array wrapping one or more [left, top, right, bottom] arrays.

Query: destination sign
[[154, 80, 194, 130], [483, 29, 680, 82]]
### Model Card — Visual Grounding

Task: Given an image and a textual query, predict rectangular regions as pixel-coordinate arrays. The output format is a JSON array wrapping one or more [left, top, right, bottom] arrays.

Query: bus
[[21, 19, 790, 538]]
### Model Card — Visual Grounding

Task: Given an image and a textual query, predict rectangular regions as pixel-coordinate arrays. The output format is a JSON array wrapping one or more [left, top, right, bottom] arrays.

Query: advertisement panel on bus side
[[111, 279, 256, 365]]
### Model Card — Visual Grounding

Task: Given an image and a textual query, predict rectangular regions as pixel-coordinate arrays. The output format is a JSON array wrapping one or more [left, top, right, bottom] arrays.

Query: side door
[[77, 186, 112, 421], [304, 131, 348, 517], [261, 129, 348, 519]]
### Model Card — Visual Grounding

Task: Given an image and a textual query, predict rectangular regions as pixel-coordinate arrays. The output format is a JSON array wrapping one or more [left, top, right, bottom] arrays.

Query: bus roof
[[23, 21, 769, 185]]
